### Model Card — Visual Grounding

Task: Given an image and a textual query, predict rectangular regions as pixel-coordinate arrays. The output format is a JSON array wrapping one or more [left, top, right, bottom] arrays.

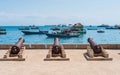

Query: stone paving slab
[[0, 49, 119, 75]]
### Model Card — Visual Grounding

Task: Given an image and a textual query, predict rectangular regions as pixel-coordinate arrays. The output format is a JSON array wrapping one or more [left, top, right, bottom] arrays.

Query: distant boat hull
[[22, 30, 48, 35], [106, 27, 118, 29], [30, 27, 39, 29], [46, 33, 80, 37], [97, 25, 109, 27], [97, 30, 105, 33], [50, 27, 60, 30], [0, 31, 6, 34]]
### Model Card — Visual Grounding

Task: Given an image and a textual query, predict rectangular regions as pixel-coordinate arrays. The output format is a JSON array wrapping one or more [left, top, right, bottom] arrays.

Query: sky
[[0, 0, 120, 26]]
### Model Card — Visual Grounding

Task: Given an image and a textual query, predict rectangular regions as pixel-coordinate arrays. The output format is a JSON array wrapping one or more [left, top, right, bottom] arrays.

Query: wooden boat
[[70, 28, 86, 33], [64, 28, 86, 34], [0, 31, 6, 34], [97, 24, 109, 27], [106, 26, 118, 29], [50, 27, 60, 30], [22, 30, 48, 35], [97, 30, 105, 33], [46, 32, 80, 37], [29, 25, 39, 29]]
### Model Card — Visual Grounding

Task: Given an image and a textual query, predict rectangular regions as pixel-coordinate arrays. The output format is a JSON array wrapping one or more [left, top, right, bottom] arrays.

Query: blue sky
[[0, 0, 120, 25]]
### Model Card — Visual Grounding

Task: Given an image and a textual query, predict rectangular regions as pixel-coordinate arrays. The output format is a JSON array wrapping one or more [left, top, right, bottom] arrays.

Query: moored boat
[[97, 24, 109, 27], [22, 30, 48, 35], [46, 32, 80, 37], [50, 27, 60, 30], [63, 27, 86, 34], [97, 30, 105, 33], [0, 31, 6, 34], [29, 25, 39, 29], [106, 26, 118, 29]]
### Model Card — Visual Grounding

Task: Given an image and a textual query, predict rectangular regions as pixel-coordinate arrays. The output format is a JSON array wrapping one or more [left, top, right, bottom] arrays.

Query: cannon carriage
[[44, 38, 69, 61], [84, 38, 112, 61], [0, 38, 26, 61]]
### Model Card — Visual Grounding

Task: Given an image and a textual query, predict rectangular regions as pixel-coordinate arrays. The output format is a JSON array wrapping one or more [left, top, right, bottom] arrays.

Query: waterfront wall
[[0, 44, 120, 49]]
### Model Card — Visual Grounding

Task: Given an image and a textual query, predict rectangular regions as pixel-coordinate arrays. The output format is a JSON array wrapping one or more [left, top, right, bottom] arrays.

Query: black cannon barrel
[[52, 38, 61, 54], [88, 38, 102, 53], [10, 38, 25, 54]]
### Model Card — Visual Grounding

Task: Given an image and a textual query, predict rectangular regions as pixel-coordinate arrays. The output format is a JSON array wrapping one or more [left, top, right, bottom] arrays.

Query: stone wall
[[0, 44, 120, 49]]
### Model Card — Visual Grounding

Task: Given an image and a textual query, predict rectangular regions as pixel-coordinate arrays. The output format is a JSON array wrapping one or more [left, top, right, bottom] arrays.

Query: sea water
[[0, 25, 120, 44]]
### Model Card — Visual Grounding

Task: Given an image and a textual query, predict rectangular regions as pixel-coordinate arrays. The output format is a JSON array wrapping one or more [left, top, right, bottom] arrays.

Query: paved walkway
[[0, 49, 120, 75]]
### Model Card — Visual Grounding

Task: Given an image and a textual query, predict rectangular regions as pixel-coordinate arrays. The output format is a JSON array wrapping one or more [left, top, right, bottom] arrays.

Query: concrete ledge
[[63, 44, 76, 49], [77, 44, 89, 49], [0, 44, 13, 49], [0, 44, 120, 49], [0, 44, 30, 49], [24, 44, 30, 49], [100, 44, 120, 49], [31, 44, 46, 49], [46, 44, 52, 49]]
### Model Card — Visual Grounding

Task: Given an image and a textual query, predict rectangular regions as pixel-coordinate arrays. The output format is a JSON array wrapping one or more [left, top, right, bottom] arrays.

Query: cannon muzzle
[[52, 38, 61, 54], [53, 38, 59, 46], [10, 38, 25, 54]]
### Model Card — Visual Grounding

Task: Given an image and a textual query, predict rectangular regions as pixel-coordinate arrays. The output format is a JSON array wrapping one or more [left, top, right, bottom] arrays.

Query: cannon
[[52, 38, 62, 56], [88, 38, 102, 54], [44, 38, 69, 61], [10, 38, 25, 54], [84, 38, 112, 61], [0, 38, 26, 61]]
